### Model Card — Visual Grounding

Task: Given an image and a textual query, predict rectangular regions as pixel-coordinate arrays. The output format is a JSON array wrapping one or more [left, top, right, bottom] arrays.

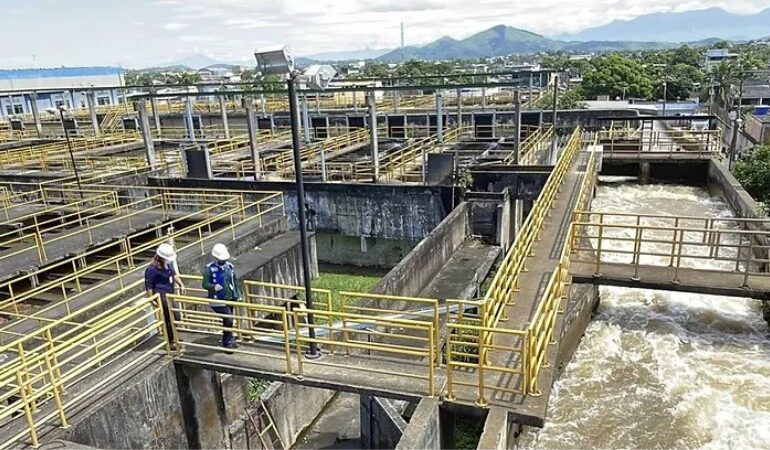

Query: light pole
[[661, 80, 668, 117], [255, 48, 335, 359], [728, 109, 742, 171], [47, 106, 83, 197]]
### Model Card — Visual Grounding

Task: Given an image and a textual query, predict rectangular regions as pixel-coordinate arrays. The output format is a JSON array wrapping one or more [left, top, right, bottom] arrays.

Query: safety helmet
[[156, 243, 177, 262], [212, 243, 231, 261]]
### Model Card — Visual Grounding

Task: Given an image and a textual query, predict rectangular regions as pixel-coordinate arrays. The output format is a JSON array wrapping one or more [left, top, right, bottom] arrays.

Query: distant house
[[0, 66, 124, 118], [739, 79, 770, 106], [703, 49, 738, 73]]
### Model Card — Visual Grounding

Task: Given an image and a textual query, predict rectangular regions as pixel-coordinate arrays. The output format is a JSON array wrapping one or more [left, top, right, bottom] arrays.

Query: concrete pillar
[[367, 92, 379, 182], [513, 90, 521, 165], [29, 91, 43, 138], [393, 90, 399, 113], [135, 100, 157, 170], [435, 92, 444, 143], [639, 161, 651, 184], [481, 87, 487, 109], [218, 96, 230, 139], [529, 74, 533, 107], [301, 95, 311, 144], [184, 97, 195, 141], [353, 91, 359, 114], [150, 96, 162, 138], [259, 94, 266, 116], [319, 144, 327, 182], [245, 99, 261, 180], [456, 88, 463, 128], [315, 93, 321, 113], [86, 92, 100, 137]]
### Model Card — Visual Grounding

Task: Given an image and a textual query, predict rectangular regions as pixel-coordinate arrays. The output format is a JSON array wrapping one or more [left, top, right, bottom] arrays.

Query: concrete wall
[[371, 202, 468, 297], [64, 358, 188, 449], [315, 232, 418, 268], [151, 178, 454, 241], [395, 398, 441, 450], [707, 159, 764, 220], [476, 408, 520, 450], [360, 395, 407, 449]]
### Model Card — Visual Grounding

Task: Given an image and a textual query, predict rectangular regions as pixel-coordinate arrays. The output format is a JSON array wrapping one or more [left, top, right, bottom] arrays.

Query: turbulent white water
[[517, 182, 770, 450]]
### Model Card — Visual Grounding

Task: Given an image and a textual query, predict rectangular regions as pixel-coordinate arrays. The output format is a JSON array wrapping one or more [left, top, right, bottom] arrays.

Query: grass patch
[[248, 378, 270, 401], [312, 264, 386, 313]]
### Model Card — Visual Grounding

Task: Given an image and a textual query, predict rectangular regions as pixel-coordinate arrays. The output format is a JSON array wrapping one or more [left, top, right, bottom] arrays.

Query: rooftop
[[0, 66, 124, 80]]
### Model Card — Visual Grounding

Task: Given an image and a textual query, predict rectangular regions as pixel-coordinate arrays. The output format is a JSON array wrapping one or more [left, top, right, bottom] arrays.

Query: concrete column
[[315, 93, 321, 113], [301, 95, 311, 144], [393, 90, 399, 114], [245, 99, 261, 180], [456, 88, 463, 128], [218, 96, 230, 139], [513, 90, 521, 165], [353, 91, 359, 114], [481, 87, 487, 109], [551, 74, 559, 162], [29, 91, 43, 138], [367, 92, 379, 182], [86, 92, 100, 137], [319, 143, 327, 182], [528, 74, 533, 106], [150, 96, 162, 138], [135, 100, 157, 170], [435, 92, 444, 143], [184, 97, 195, 141]]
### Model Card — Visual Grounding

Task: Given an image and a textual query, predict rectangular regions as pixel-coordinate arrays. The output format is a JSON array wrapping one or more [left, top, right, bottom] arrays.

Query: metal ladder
[[244, 400, 285, 450]]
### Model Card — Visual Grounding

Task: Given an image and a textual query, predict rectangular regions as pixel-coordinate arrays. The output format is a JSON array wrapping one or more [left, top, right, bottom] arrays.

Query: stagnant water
[[517, 181, 770, 449]]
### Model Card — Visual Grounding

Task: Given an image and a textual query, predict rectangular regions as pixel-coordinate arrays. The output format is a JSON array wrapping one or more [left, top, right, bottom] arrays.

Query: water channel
[[518, 180, 770, 449]]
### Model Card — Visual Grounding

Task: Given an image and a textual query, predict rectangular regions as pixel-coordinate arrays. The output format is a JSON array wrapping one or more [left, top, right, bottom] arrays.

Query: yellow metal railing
[[569, 211, 770, 287], [596, 128, 721, 157]]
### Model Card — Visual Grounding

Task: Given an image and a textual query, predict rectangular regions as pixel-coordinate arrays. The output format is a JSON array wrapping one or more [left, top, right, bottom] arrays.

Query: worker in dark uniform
[[202, 243, 242, 349], [144, 243, 185, 346]]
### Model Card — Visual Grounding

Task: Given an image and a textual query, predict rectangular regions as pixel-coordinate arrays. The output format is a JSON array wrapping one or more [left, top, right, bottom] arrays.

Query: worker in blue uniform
[[202, 243, 243, 349]]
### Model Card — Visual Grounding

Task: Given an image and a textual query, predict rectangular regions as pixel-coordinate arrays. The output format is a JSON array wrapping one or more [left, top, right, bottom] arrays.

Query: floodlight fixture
[[254, 46, 295, 76], [302, 64, 337, 90], [728, 110, 737, 121]]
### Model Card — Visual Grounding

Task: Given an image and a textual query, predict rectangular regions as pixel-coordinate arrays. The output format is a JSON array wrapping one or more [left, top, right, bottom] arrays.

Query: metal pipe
[[218, 95, 230, 139], [288, 76, 319, 357], [59, 109, 83, 198], [367, 92, 379, 182], [245, 98, 261, 180]]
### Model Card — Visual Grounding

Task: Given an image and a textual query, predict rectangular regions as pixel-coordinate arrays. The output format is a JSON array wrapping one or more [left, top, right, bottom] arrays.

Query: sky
[[2, 0, 770, 69]]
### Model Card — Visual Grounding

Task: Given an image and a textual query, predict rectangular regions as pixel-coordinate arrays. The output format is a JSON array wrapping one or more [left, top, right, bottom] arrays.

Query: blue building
[[0, 67, 125, 118]]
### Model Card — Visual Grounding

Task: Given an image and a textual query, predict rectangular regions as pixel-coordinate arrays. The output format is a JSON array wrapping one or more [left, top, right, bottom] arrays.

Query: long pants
[[211, 305, 234, 347], [158, 292, 180, 343]]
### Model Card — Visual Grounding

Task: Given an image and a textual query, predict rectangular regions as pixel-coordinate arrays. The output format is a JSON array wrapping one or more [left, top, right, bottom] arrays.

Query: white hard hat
[[212, 243, 231, 261], [156, 243, 177, 262]]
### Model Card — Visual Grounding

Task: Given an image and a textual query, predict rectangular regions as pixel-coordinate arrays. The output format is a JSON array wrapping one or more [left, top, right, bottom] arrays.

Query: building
[[740, 78, 770, 106], [703, 49, 738, 73], [0, 66, 124, 118]]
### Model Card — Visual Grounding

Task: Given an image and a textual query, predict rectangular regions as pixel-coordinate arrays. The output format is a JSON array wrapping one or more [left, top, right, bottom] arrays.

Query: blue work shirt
[[145, 262, 176, 295]]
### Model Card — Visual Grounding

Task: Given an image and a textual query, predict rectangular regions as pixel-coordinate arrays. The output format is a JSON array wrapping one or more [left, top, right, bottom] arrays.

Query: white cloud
[[2, 0, 770, 68], [164, 22, 188, 31]]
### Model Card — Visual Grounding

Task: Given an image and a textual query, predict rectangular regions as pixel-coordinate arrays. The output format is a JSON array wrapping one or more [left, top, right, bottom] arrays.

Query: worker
[[145, 243, 185, 346], [202, 243, 242, 349]]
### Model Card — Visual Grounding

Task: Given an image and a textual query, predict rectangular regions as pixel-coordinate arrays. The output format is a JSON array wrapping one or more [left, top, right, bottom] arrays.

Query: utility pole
[[401, 23, 405, 63], [661, 80, 668, 117]]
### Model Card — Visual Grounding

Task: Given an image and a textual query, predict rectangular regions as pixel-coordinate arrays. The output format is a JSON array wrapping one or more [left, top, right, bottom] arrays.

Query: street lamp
[[728, 109, 742, 171], [46, 105, 83, 197], [254, 47, 336, 358]]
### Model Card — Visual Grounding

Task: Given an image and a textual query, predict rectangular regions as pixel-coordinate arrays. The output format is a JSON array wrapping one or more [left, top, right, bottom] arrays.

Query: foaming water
[[517, 183, 770, 449]]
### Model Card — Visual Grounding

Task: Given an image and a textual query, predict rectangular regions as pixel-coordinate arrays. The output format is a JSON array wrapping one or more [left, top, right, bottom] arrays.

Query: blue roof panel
[[0, 67, 124, 80]]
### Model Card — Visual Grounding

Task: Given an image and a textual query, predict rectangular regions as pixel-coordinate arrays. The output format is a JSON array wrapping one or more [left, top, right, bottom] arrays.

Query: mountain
[[379, 25, 689, 61], [301, 48, 392, 62], [164, 53, 227, 70], [555, 7, 770, 43], [380, 26, 557, 61]]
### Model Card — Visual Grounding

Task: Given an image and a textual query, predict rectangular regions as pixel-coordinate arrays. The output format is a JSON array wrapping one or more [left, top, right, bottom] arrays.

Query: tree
[[535, 86, 586, 109], [734, 145, 770, 208], [581, 54, 654, 100], [656, 63, 704, 100], [669, 45, 701, 68]]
